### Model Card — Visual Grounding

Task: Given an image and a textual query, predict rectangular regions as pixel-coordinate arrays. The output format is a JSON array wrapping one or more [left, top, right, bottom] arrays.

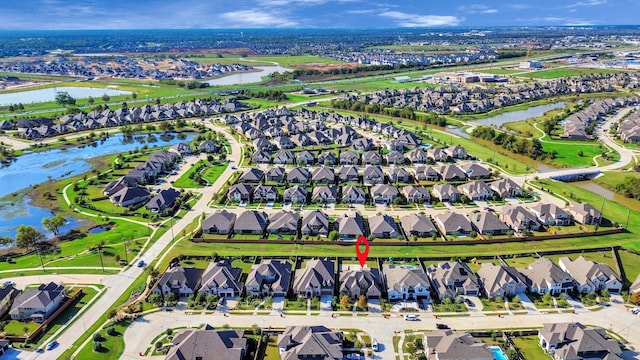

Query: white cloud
[[457, 4, 498, 14], [257, 0, 360, 5], [347, 9, 377, 14], [564, 0, 607, 8], [379, 11, 462, 27], [219, 10, 299, 27]]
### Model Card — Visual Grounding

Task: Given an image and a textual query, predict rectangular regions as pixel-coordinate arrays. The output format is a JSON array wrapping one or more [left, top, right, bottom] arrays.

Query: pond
[[0, 132, 194, 198], [445, 126, 471, 139], [0, 86, 132, 106], [472, 102, 566, 127], [204, 66, 292, 86], [0, 196, 86, 239]]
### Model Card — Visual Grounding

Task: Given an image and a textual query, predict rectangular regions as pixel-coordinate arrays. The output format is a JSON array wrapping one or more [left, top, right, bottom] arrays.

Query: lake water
[[0, 86, 131, 106], [472, 102, 566, 127], [0, 196, 87, 239], [205, 66, 292, 86], [445, 126, 471, 139], [0, 132, 193, 198]]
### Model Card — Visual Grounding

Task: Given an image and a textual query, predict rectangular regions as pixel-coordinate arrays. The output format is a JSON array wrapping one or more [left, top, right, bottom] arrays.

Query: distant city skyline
[[1, 0, 638, 30]]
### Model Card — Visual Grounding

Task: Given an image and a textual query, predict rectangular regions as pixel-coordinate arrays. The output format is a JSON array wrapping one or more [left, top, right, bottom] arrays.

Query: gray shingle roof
[[234, 210, 269, 233], [166, 328, 247, 360], [203, 210, 236, 234]]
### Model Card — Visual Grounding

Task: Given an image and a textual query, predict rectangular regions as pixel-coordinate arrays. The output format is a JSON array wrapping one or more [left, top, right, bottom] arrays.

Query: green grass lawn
[[75, 319, 131, 360], [173, 160, 228, 188], [544, 251, 617, 273], [542, 140, 612, 168], [3, 320, 40, 337], [518, 67, 623, 79], [618, 250, 640, 284], [480, 298, 507, 311], [512, 336, 549, 360]]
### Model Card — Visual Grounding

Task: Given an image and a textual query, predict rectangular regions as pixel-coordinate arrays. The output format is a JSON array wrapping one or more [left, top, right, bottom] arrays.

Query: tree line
[[239, 89, 288, 101], [471, 126, 550, 160], [614, 176, 640, 200], [0, 214, 66, 250], [330, 99, 448, 127]]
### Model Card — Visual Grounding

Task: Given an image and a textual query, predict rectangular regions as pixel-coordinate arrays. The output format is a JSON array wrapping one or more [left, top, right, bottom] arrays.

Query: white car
[[632, 307, 640, 315], [371, 338, 379, 351], [404, 314, 419, 321]]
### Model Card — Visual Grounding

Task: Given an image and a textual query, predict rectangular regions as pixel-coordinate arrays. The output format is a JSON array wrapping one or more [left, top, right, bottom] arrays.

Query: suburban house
[[295, 150, 315, 165], [369, 214, 400, 238], [362, 151, 382, 165], [338, 166, 360, 183], [387, 168, 410, 183], [477, 263, 528, 297], [283, 185, 308, 204], [266, 211, 299, 235], [274, 135, 294, 149], [363, 165, 385, 185], [109, 186, 150, 207], [530, 203, 572, 226], [382, 264, 431, 301], [447, 145, 468, 159], [402, 185, 430, 203], [293, 258, 335, 298], [253, 184, 278, 202], [385, 150, 405, 165], [405, 148, 428, 164], [265, 167, 286, 183], [311, 186, 337, 204], [342, 185, 366, 204], [339, 266, 382, 300], [568, 202, 603, 225], [432, 184, 461, 203], [400, 213, 438, 238], [301, 210, 330, 236], [198, 260, 242, 298], [0, 285, 20, 318], [203, 210, 236, 235], [424, 330, 494, 360], [559, 256, 622, 293], [104, 176, 139, 196], [9, 282, 65, 322], [413, 165, 440, 181], [318, 151, 337, 165], [233, 210, 269, 235], [501, 206, 541, 232], [165, 328, 247, 360], [277, 326, 343, 360], [273, 150, 295, 164], [462, 163, 491, 180], [427, 147, 452, 162], [426, 261, 481, 299], [468, 212, 510, 236], [245, 260, 292, 297], [238, 168, 264, 183], [228, 183, 253, 203], [287, 167, 310, 184], [146, 188, 181, 213], [311, 167, 335, 184], [490, 178, 523, 198], [253, 137, 273, 152], [152, 265, 202, 298], [352, 137, 374, 151], [434, 212, 473, 236], [439, 164, 467, 182], [538, 323, 622, 360], [251, 150, 271, 164], [335, 213, 366, 238], [370, 184, 399, 205], [457, 181, 495, 201], [386, 139, 404, 151], [169, 143, 192, 156], [519, 257, 576, 295], [339, 151, 360, 165]]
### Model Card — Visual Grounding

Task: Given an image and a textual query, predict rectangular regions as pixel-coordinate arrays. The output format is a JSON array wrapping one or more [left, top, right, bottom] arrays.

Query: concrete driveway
[[464, 296, 483, 312], [320, 295, 333, 312], [565, 294, 586, 312], [516, 293, 539, 313]]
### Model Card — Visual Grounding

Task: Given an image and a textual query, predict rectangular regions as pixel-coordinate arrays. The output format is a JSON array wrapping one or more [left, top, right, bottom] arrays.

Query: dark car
[[465, 299, 475, 307], [436, 323, 449, 330], [137, 260, 145, 267]]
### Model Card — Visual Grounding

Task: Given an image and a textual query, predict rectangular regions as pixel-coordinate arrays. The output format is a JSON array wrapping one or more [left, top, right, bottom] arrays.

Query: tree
[[149, 293, 163, 306], [0, 236, 12, 247], [132, 92, 137, 99], [340, 295, 351, 309], [87, 96, 95, 104], [328, 230, 340, 241], [15, 225, 44, 250], [506, 348, 518, 360], [93, 340, 102, 352], [55, 91, 76, 106], [41, 214, 66, 236], [357, 295, 367, 309], [102, 93, 111, 102], [630, 291, 640, 305]]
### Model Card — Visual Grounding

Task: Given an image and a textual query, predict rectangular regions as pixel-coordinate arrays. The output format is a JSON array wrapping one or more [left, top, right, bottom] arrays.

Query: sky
[[0, 0, 638, 30]]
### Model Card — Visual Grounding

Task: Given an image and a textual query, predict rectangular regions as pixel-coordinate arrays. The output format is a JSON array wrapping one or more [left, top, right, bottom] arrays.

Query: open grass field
[[75, 319, 131, 360], [518, 67, 623, 79], [542, 140, 613, 168], [618, 250, 640, 284]]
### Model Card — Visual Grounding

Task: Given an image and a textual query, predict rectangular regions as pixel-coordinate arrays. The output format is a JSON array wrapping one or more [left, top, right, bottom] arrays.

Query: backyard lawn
[[618, 250, 640, 284], [512, 336, 549, 360]]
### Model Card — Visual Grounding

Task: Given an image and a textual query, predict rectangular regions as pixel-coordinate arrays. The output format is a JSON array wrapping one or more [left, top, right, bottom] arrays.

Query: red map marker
[[355, 235, 369, 268]]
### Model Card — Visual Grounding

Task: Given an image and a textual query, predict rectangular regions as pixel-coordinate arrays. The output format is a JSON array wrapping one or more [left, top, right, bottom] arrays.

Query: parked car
[[465, 298, 474, 307], [436, 323, 449, 330], [632, 307, 640, 315], [137, 260, 145, 267], [404, 314, 419, 321], [3, 280, 15, 287], [46, 340, 58, 350], [345, 353, 361, 359], [372, 338, 379, 352]]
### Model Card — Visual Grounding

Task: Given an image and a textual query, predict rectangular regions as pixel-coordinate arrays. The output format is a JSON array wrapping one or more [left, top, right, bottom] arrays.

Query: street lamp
[[97, 244, 105, 272], [37, 247, 45, 272], [122, 237, 129, 264]]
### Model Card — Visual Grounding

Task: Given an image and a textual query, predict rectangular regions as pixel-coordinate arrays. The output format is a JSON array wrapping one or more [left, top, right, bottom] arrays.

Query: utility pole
[[122, 237, 129, 264], [170, 217, 175, 242], [625, 208, 631, 230], [37, 247, 45, 271], [596, 197, 606, 231], [98, 244, 105, 272]]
